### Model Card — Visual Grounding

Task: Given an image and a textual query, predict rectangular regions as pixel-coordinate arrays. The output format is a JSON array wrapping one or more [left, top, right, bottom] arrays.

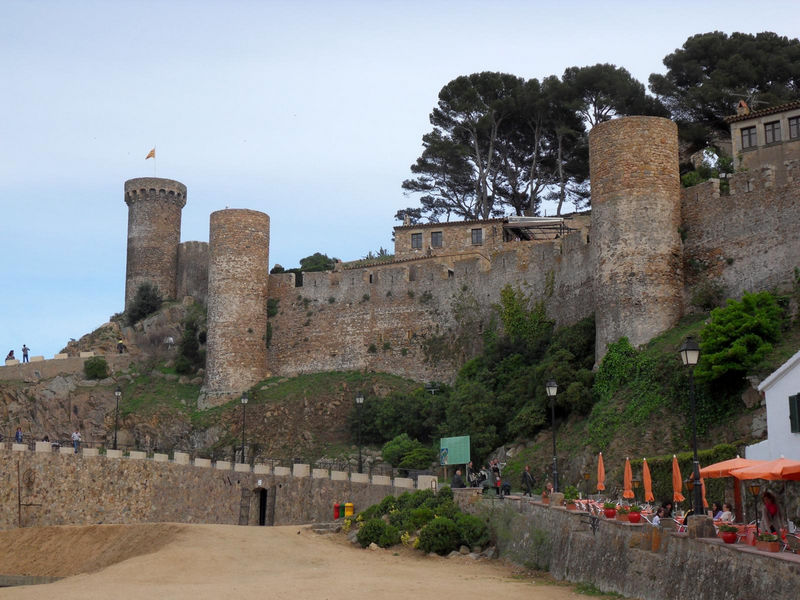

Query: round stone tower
[[589, 116, 683, 363], [203, 209, 270, 402], [124, 177, 187, 310]]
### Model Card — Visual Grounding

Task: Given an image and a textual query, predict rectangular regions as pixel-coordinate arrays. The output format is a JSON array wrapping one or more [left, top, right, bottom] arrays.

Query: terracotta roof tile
[[724, 100, 800, 123]]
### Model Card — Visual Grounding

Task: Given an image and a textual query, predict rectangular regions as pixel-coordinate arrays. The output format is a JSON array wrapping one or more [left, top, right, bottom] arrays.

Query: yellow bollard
[[344, 502, 354, 517]]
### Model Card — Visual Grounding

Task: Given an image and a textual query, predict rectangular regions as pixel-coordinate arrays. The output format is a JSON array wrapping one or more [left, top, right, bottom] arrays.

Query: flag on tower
[[145, 148, 155, 160]]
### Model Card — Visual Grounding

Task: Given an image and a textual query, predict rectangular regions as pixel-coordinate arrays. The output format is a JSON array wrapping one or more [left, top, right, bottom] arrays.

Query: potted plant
[[756, 533, 780, 552], [718, 524, 738, 544], [628, 505, 643, 524], [617, 505, 631, 521], [603, 502, 617, 519], [563, 486, 578, 510]]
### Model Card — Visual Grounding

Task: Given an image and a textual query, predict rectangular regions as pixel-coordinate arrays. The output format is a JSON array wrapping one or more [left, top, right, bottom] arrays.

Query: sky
[[1, 0, 798, 359]]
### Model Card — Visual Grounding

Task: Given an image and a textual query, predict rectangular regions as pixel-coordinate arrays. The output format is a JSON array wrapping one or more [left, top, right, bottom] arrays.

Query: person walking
[[14, 427, 23, 444], [21, 345, 29, 363], [71, 429, 81, 454], [521, 465, 535, 497]]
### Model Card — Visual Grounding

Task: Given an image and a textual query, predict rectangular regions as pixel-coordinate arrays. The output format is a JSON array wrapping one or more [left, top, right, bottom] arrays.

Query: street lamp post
[[545, 379, 558, 493], [355, 393, 364, 473], [632, 478, 642, 503], [582, 471, 590, 499], [679, 337, 704, 520], [113, 386, 121, 450], [240, 392, 248, 464]]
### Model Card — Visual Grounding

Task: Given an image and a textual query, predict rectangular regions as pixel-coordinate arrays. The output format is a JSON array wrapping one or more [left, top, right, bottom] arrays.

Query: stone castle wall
[[124, 178, 186, 310], [177, 241, 209, 305], [681, 160, 800, 303], [590, 117, 683, 361], [203, 210, 270, 400], [265, 230, 594, 382]]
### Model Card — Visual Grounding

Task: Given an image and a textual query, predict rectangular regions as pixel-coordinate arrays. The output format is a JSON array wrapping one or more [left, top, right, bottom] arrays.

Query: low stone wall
[[0, 448, 422, 530], [454, 492, 800, 600], [0, 354, 132, 382]]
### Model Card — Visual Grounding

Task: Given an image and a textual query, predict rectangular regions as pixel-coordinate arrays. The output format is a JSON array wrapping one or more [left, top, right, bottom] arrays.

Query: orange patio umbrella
[[700, 474, 708, 509], [597, 452, 606, 492], [642, 458, 655, 503], [672, 455, 685, 503], [699, 455, 764, 478], [623, 457, 635, 499], [729, 456, 800, 481]]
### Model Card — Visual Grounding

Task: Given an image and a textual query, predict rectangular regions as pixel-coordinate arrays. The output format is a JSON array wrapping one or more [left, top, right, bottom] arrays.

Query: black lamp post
[[583, 471, 590, 499], [355, 393, 364, 473], [546, 379, 558, 493], [632, 478, 641, 503], [240, 392, 248, 463], [113, 386, 121, 450], [679, 337, 703, 520], [749, 482, 761, 533]]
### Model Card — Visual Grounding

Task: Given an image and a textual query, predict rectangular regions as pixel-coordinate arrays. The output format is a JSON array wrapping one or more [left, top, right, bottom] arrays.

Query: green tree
[[696, 291, 784, 383], [126, 282, 163, 325], [649, 31, 800, 149], [299, 252, 337, 272]]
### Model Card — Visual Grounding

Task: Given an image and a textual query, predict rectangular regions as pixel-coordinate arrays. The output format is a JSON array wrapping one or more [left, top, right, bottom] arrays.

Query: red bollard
[[334, 502, 340, 520]]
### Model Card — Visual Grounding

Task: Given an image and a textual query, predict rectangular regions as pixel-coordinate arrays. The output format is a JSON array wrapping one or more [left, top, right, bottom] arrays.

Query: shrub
[[267, 298, 280, 318], [691, 280, 725, 310], [357, 518, 400, 548], [126, 282, 163, 325], [83, 356, 109, 380], [418, 517, 461, 555], [174, 355, 193, 374], [407, 507, 435, 531], [454, 513, 489, 547]]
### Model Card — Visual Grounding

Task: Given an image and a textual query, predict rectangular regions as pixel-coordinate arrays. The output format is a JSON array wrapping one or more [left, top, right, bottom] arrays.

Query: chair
[[783, 533, 800, 554]]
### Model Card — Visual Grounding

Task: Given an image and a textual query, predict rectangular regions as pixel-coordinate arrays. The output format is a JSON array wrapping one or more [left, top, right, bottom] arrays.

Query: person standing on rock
[[21, 345, 29, 363], [72, 429, 81, 453]]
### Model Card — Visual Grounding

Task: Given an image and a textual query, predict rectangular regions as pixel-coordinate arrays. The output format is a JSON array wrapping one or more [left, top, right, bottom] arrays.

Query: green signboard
[[439, 436, 470, 465]]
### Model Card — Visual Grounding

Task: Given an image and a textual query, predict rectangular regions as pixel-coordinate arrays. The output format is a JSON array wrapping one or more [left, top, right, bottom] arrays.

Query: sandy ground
[[0, 523, 588, 600]]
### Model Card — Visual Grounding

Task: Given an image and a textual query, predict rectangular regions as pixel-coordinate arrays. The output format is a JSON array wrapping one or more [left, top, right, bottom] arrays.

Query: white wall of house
[[746, 348, 800, 460]]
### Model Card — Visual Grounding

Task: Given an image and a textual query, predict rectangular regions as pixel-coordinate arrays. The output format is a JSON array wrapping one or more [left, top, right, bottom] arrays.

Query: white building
[[745, 348, 800, 460]]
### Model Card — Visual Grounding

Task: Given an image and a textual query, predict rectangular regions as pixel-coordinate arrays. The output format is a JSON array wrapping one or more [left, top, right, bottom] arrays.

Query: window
[[765, 121, 781, 144], [431, 231, 443, 248], [411, 233, 422, 249], [790, 394, 800, 434], [789, 116, 800, 140], [741, 126, 757, 149], [471, 228, 483, 245]]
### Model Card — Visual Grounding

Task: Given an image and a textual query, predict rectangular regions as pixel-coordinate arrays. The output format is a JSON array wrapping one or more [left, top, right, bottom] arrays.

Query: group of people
[[5, 345, 30, 363], [650, 492, 786, 533], [451, 460, 537, 499], [8, 427, 82, 453]]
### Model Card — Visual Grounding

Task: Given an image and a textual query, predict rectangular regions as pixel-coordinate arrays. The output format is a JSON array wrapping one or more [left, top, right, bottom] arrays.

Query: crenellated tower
[[124, 177, 187, 310]]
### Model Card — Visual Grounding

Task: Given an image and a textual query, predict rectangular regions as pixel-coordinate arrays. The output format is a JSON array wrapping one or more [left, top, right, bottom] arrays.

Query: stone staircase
[[311, 522, 342, 535]]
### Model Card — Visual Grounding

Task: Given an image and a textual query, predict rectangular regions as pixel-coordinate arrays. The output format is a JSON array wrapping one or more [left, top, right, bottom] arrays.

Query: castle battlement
[[124, 177, 187, 208]]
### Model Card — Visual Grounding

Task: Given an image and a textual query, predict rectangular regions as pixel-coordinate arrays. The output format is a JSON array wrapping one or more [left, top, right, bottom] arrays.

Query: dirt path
[[0, 524, 587, 599]]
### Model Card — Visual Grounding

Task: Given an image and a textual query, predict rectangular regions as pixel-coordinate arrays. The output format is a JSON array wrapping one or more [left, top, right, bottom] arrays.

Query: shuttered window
[[790, 394, 800, 433]]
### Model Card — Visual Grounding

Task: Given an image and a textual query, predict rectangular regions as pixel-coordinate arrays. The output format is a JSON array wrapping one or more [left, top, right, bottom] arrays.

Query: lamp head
[[678, 337, 700, 367], [748, 482, 761, 497], [583, 472, 590, 481], [241, 392, 248, 405], [545, 379, 558, 398], [115, 386, 121, 399], [685, 477, 695, 492], [355, 393, 364, 405], [632, 478, 641, 489]]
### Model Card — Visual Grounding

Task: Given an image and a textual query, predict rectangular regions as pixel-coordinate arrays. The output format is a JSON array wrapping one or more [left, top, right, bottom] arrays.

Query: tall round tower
[[203, 209, 270, 401], [589, 116, 683, 363], [124, 178, 187, 310]]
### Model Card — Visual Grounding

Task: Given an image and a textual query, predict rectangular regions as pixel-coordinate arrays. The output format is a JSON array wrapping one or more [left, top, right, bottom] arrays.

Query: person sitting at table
[[661, 501, 673, 519], [719, 503, 734, 522], [652, 507, 665, 526], [761, 491, 787, 533], [711, 501, 723, 520]]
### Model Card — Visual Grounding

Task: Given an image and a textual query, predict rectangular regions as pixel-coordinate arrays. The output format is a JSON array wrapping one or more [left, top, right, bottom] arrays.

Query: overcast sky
[[1, 0, 797, 359]]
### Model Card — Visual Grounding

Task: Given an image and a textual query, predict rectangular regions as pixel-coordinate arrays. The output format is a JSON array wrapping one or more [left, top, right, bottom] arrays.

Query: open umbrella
[[642, 458, 655, 503], [672, 455, 685, 503], [597, 452, 606, 492], [699, 456, 764, 478], [623, 457, 634, 499], [729, 456, 800, 481]]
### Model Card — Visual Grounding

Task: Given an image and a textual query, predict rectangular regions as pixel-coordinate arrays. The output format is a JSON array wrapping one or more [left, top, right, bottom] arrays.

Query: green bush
[[407, 507, 435, 530], [126, 282, 163, 325], [454, 512, 489, 547], [83, 356, 109, 380], [418, 517, 461, 555], [174, 355, 193, 374], [381, 434, 433, 468], [356, 518, 401, 548]]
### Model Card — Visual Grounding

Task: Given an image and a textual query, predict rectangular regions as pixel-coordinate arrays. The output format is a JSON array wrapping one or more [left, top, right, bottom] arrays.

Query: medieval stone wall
[[681, 160, 800, 303], [590, 117, 683, 362], [176, 241, 209, 305], [266, 230, 593, 382], [124, 178, 186, 310], [203, 210, 270, 402]]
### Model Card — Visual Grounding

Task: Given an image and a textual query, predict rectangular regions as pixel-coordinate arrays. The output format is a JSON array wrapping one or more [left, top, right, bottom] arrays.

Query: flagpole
[[153, 145, 157, 177]]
